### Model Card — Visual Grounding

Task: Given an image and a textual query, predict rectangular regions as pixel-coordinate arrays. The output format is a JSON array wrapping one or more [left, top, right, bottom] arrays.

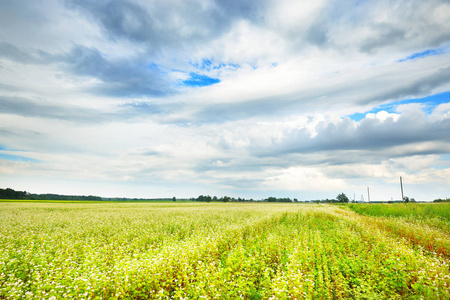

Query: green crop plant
[[347, 202, 450, 222], [1, 202, 449, 299]]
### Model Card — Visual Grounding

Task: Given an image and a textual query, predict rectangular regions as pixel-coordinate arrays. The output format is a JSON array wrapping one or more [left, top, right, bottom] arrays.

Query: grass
[[346, 202, 450, 236], [346, 202, 450, 221], [1, 202, 449, 299]]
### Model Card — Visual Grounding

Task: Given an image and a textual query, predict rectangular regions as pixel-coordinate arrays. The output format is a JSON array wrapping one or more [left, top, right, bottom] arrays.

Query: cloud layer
[[1, 0, 450, 200]]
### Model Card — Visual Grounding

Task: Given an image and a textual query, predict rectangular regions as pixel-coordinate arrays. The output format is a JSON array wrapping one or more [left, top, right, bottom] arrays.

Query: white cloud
[[1, 0, 450, 200], [366, 111, 400, 122], [262, 166, 348, 191]]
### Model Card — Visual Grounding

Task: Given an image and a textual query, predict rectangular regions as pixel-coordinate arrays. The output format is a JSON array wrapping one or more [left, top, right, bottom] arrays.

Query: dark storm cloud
[[0, 0, 175, 97], [3, 0, 449, 101], [257, 111, 450, 158], [62, 45, 172, 97], [363, 66, 450, 105], [302, 0, 450, 55], [0, 42, 174, 97], [65, 0, 267, 51], [66, 0, 163, 46], [315, 113, 449, 151], [182, 63, 450, 125]]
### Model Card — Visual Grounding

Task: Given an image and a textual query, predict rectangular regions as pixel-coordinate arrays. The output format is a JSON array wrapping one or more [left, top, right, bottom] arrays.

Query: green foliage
[[265, 197, 292, 202], [195, 195, 259, 202], [347, 202, 450, 222], [0, 187, 102, 201], [336, 193, 349, 203], [403, 196, 416, 203], [0, 187, 180, 202], [0, 188, 27, 199], [346, 202, 450, 238], [1, 202, 449, 298], [434, 198, 450, 203]]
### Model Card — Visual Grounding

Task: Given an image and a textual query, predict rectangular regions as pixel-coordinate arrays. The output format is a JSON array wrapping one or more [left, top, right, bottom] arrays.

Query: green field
[[347, 202, 450, 221], [346, 202, 450, 235], [1, 202, 449, 299]]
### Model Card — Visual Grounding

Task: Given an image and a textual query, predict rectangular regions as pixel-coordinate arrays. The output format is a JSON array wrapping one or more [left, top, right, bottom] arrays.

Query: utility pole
[[400, 176, 404, 201], [367, 187, 370, 202]]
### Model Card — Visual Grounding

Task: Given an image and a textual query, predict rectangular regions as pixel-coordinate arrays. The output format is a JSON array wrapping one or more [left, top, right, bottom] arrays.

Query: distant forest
[[0, 188, 102, 201], [0, 188, 296, 202], [0, 188, 182, 201], [0, 188, 299, 202], [193, 195, 297, 202], [2, 187, 447, 203], [433, 198, 450, 203]]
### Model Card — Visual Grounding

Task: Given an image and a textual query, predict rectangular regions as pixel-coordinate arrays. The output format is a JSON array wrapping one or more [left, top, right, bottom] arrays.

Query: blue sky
[[182, 73, 220, 87], [1, 0, 450, 201], [0, 153, 38, 163], [398, 47, 450, 62], [349, 90, 450, 121]]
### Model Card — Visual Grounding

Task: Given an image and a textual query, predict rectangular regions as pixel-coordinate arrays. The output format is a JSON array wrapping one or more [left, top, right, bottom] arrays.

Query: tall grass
[[347, 202, 450, 221]]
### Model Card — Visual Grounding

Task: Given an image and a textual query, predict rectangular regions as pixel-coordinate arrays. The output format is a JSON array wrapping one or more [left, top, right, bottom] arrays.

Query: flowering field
[[0, 202, 449, 299]]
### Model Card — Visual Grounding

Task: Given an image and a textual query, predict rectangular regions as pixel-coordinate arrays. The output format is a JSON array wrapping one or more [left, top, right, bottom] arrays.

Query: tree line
[[5, 188, 430, 203], [1, 188, 347, 203], [0, 188, 175, 201], [193, 195, 300, 202], [0, 188, 102, 201], [433, 198, 450, 203], [193, 194, 352, 203]]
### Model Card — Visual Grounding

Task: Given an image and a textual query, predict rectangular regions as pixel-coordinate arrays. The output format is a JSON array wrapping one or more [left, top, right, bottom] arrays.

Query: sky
[[1, 0, 450, 201]]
